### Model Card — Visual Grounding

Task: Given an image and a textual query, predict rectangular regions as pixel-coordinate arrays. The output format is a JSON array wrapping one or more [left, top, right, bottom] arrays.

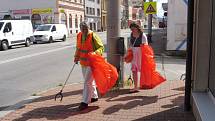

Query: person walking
[[74, 22, 104, 110], [127, 22, 148, 93]]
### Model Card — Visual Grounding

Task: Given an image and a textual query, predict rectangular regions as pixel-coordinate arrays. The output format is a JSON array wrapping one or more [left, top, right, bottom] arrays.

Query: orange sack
[[140, 44, 166, 89], [124, 48, 133, 63], [88, 53, 118, 95]]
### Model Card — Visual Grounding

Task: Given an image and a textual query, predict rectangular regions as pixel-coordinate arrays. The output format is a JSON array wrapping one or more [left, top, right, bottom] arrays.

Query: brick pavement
[[0, 80, 196, 121]]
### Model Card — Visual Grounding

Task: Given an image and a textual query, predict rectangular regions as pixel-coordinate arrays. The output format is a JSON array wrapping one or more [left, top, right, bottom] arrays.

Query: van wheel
[[62, 35, 66, 41], [1, 41, 9, 51], [49, 36, 53, 43], [25, 38, 31, 47]]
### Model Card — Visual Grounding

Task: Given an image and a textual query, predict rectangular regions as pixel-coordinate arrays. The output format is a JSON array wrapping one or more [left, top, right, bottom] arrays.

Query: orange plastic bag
[[124, 48, 133, 63], [88, 53, 118, 95], [140, 44, 166, 89]]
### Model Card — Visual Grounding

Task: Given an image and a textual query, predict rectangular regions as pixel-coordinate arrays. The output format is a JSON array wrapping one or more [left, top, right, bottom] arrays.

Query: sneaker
[[78, 102, 88, 111], [91, 98, 98, 103]]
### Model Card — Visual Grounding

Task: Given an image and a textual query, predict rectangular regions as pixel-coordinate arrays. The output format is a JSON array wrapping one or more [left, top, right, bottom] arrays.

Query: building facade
[[191, 0, 215, 120], [0, 0, 84, 34], [85, 0, 101, 31], [101, 0, 107, 31]]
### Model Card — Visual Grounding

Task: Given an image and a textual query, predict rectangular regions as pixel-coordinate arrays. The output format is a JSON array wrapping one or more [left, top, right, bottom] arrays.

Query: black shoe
[[91, 98, 98, 103], [78, 102, 88, 111]]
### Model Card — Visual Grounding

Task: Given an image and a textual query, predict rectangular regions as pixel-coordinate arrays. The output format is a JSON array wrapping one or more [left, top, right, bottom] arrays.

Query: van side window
[[51, 26, 56, 32], [4, 22, 12, 32]]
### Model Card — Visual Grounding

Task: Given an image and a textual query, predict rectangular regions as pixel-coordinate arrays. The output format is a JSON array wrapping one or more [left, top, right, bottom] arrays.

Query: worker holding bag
[[74, 22, 104, 110], [124, 22, 148, 93]]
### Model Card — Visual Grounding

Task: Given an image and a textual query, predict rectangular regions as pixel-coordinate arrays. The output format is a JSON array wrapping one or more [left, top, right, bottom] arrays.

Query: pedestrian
[[127, 22, 148, 93], [74, 22, 104, 110]]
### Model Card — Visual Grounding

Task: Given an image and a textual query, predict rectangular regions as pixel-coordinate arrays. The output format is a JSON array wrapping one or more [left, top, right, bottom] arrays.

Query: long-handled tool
[[55, 63, 76, 101]]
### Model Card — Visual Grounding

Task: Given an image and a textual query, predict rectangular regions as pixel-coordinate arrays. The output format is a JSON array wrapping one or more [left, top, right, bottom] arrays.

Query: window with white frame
[[92, 8, 95, 15], [86, 7, 89, 14], [69, 14, 72, 28], [97, 8, 100, 16], [75, 15, 78, 28]]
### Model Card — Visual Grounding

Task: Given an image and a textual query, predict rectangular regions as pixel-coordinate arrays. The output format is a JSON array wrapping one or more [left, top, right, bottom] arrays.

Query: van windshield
[[36, 25, 52, 31], [0, 22, 4, 31]]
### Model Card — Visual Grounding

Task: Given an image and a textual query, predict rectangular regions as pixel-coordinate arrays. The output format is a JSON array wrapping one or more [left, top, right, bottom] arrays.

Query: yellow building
[[101, 0, 107, 31], [0, 0, 85, 33]]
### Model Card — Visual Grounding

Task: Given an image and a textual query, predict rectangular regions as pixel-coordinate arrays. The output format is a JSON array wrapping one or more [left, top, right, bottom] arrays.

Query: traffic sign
[[144, 2, 157, 14]]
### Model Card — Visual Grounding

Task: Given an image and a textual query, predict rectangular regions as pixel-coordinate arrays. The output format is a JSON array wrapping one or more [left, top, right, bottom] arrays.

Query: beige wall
[[58, 0, 84, 33]]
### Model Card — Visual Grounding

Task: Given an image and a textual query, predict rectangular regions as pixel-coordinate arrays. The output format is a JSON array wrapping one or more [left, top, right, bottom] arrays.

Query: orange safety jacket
[[76, 31, 94, 66]]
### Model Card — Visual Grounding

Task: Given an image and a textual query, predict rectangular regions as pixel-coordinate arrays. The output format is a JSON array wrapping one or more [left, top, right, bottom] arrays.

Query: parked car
[[0, 20, 33, 51], [33, 24, 68, 43]]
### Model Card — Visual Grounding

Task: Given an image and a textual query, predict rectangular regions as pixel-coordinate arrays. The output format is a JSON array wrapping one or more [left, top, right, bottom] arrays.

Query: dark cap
[[79, 22, 89, 29]]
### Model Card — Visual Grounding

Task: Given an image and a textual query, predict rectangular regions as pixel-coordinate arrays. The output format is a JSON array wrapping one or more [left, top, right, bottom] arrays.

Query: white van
[[33, 24, 68, 43], [0, 20, 33, 50]]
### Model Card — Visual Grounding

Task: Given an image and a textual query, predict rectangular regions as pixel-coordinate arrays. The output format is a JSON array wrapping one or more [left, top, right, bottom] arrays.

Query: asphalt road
[[0, 30, 185, 110]]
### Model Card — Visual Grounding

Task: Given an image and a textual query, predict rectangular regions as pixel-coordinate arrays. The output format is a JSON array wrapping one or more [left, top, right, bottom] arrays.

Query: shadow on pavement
[[12, 103, 99, 121], [1, 89, 82, 112], [102, 89, 130, 99], [172, 86, 185, 91], [103, 95, 158, 115], [161, 96, 184, 109], [132, 106, 195, 121], [132, 95, 195, 121], [33, 89, 82, 103]]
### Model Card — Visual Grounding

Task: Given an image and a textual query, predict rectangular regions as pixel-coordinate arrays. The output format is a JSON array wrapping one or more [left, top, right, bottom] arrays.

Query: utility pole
[[148, 0, 153, 43], [124, 0, 129, 28], [107, 0, 121, 85]]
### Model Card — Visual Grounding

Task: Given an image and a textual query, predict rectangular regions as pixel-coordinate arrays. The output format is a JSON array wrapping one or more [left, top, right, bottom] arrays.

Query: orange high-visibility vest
[[76, 31, 93, 66]]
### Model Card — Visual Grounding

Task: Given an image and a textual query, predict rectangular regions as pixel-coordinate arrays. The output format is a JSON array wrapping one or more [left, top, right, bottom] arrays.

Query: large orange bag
[[124, 48, 133, 63], [88, 53, 118, 95], [140, 44, 166, 89]]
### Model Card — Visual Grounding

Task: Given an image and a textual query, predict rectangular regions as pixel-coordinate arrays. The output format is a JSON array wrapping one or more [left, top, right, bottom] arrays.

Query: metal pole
[[124, 0, 129, 28], [184, 0, 194, 111], [148, 0, 153, 43], [107, 0, 121, 86]]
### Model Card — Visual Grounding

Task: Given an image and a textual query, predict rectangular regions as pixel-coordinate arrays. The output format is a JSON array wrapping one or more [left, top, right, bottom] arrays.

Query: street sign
[[128, 0, 143, 7], [144, 2, 157, 14]]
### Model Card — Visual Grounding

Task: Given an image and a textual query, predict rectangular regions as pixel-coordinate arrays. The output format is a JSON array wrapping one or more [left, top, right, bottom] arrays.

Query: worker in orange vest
[[74, 22, 104, 110]]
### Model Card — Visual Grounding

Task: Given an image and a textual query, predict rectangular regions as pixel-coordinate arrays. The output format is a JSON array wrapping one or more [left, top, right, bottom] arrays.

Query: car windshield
[[0, 22, 4, 31], [36, 25, 52, 31]]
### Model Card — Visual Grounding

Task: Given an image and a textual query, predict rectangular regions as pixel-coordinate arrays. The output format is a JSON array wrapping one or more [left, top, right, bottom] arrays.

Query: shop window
[[31, 14, 42, 29], [3, 15, 12, 20], [21, 16, 30, 20]]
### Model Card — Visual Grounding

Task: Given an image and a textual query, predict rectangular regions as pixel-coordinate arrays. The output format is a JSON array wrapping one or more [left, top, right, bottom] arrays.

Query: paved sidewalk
[[0, 80, 195, 121]]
